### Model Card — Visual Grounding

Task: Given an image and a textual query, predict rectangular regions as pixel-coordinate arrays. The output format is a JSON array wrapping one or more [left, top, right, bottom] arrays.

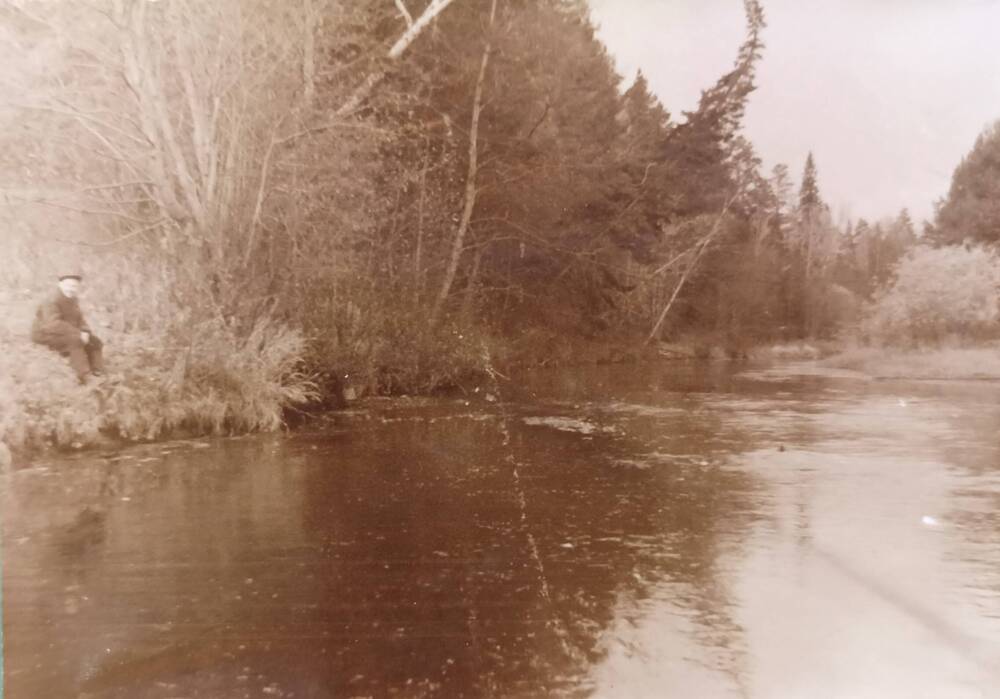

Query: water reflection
[[3, 362, 1000, 697]]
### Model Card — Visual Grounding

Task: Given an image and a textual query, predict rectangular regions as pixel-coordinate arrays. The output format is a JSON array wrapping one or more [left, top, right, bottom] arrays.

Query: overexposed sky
[[587, 0, 1000, 224]]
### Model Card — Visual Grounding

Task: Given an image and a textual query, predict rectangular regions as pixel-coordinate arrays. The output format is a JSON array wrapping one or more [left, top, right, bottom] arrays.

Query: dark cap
[[58, 272, 83, 281]]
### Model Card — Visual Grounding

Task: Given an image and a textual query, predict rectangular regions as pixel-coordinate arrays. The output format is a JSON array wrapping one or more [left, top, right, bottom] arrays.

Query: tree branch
[[4, 101, 148, 148], [169, 0, 211, 188], [4, 190, 162, 225], [31, 218, 167, 248], [644, 196, 736, 346], [80, 180, 156, 192], [394, 0, 414, 27], [332, 0, 460, 119], [244, 115, 289, 266], [388, 0, 457, 58]]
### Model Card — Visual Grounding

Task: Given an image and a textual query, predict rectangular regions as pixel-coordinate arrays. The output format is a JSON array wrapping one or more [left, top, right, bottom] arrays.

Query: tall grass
[[1, 301, 317, 457], [0, 343, 103, 451], [98, 317, 318, 441]]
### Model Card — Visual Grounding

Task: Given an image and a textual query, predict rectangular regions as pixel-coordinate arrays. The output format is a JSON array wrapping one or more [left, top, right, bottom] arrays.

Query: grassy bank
[[1, 275, 831, 468], [823, 345, 1000, 380], [0, 290, 318, 463], [1, 279, 518, 465]]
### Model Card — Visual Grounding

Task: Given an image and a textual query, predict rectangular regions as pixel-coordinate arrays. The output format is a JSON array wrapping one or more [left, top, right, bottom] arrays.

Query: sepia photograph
[[2, 0, 1000, 696]]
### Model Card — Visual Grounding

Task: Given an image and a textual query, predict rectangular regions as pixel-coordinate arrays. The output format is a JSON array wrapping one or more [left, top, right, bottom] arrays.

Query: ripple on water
[[522, 416, 618, 435]]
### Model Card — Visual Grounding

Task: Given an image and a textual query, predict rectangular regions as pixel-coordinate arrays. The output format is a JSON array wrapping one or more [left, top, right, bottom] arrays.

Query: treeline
[[0, 0, 760, 390], [0, 0, 979, 415], [851, 119, 1000, 348]]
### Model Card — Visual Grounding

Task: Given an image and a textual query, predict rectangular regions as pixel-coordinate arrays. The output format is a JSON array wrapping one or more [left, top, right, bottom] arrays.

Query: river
[[3, 361, 1000, 698]]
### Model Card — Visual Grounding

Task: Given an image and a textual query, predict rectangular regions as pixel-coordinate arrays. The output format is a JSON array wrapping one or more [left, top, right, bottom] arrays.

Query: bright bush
[[861, 244, 1000, 346]]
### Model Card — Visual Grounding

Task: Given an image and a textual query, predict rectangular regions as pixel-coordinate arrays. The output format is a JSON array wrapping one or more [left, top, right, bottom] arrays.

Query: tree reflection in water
[[6, 363, 1000, 697]]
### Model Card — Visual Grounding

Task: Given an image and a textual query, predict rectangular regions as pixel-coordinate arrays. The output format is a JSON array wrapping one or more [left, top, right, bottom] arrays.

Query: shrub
[[0, 343, 103, 451], [369, 320, 491, 395], [0, 313, 317, 456], [860, 244, 1000, 346], [299, 285, 493, 396]]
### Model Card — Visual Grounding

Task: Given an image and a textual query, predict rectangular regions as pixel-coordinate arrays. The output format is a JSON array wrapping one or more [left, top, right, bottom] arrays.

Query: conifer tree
[[853, 218, 873, 280], [798, 152, 822, 210], [934, 121, 1000, 246], [895, 208, 915, 239], [660, 0, 767, 218]]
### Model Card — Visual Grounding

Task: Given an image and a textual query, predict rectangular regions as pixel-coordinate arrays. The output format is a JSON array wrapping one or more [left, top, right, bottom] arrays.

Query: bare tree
[[1, 0, 463, 313]]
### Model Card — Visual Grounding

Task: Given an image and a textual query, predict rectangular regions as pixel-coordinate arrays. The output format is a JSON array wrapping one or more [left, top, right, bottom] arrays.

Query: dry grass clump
[[1, 313, 317, 456], [0, 342, 103, 451]]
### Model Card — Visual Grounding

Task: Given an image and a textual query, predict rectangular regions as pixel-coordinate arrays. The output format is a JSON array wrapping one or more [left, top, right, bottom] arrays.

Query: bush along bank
[[0, 283, 514, 464], [0, 316, 317, 464], [1, 272, 806, 468], [821, 245, 1000, 380]]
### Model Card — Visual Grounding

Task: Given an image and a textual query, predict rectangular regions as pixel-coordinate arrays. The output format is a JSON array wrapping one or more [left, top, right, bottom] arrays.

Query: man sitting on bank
[[31, 272, 104, 383]]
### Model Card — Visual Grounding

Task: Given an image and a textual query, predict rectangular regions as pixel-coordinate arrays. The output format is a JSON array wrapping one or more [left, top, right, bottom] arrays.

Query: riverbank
[[0, 308, 317, 466], [0, 330, 707, 467], [823, 345, 1000, 380], [0, 302, 841, 471]]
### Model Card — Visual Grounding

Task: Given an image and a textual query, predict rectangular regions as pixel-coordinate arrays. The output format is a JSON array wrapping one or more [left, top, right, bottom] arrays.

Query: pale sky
[[587, 0, 1000, 225]]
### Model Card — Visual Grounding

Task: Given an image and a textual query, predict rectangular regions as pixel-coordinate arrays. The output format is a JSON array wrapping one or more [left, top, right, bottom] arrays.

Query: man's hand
[[80, 331, 90, 345]]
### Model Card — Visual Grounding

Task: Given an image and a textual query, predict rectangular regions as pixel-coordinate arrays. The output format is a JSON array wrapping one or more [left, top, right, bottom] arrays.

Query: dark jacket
[[31, 291, 91, 344]]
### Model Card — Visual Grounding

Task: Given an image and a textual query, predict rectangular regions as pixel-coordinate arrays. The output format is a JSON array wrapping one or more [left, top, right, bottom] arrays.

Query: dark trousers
[[36, 330, 104, 379]]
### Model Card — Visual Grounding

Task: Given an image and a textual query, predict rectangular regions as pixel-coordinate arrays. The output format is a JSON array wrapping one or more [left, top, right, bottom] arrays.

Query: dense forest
[[1, 0, 999, 454]]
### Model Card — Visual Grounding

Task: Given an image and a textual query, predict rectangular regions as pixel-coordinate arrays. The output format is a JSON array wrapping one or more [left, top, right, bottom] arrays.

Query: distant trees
[[931, 121, 1000, 246], [846, 120, 1000, 349], [870, 210, 918, 288], [798, 153, 822, 209], [5, 0, 971, 388], [766, 152, 838, 337]]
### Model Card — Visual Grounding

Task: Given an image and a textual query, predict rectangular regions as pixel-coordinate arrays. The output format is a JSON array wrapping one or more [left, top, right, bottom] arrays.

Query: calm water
[[4, 362, 1000, 698]]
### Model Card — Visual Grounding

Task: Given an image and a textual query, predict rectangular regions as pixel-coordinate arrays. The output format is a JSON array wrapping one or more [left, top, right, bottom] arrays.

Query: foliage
[[932, 121, 1000, 246], [6, 0, 964, 457], [798, 152, 822, 209], [615, 1, 776, 343], [102, 317, 318, 439], [298, 280, 493, 396], [0, 299, 316, 455], [365, 320, 493, 395], [860, 245, 1000, 346], [0, 344, 103, 453]]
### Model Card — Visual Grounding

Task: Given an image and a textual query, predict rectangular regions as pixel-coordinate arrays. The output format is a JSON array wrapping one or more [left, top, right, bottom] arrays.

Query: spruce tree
[[798, 152, 822, 210], [934, 121, 1000, 246], [894, 208, 915, 241], [660, 0, 767, 218]]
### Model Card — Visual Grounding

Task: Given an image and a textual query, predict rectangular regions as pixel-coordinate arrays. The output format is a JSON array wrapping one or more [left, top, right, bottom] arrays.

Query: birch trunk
[[431, 0, 497, 322], [644, 198, 735, 346], [335, 0, 460, 118], [413, 147, 430, 299]]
